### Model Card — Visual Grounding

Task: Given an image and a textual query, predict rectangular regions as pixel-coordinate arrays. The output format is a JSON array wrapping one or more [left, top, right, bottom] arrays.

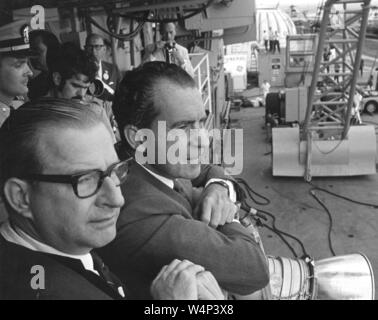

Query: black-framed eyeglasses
[[85, 44, 105, 51], [21, 158, 132, 199]]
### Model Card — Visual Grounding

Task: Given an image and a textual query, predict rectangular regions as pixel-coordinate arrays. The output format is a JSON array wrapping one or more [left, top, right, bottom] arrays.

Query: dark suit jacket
[[98, 61, 121, 101], [0, 235, 125, 300], [98, 162, 269, 299]]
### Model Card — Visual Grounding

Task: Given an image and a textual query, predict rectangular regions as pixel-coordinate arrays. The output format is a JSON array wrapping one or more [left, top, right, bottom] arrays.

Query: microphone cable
[[240, 202, 309, 259], [309, 189, 337, 256]]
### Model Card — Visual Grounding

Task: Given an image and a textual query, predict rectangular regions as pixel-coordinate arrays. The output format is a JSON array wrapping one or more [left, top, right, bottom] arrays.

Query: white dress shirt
[[141, 165, 174, 189]]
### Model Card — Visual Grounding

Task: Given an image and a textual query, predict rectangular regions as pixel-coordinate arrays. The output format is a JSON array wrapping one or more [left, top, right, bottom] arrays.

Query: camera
[[164, 42, 176, 63], [164, 41, 176, 51], [87, 79, 104, 97]]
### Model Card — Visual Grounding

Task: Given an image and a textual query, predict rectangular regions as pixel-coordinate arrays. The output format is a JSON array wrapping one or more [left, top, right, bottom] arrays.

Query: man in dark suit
[[98, 61, 269, 299], [0, 98, 223, 300], [0, 98, 128, 299], [85, 34, 121, 102]]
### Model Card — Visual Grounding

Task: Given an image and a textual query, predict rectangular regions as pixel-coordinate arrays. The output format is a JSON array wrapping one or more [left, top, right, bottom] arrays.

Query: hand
[[150, 259, 204, 300], [171, 49, 185, 65], [196, 271, 225, 300], [149, 40, 165, 54], [194, 184, 240, 228]]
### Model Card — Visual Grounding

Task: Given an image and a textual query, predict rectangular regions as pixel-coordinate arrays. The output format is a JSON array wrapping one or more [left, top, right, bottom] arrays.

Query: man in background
[[262, 30, 269, 52], [268, 27, 274, 53], [143, 22, 195, 78], [85, 34, 121, 101], [273, 31, 280, 54], [261, 80, 271, 106], [0, 23, 34, 127], [42, 42, 119, 139]]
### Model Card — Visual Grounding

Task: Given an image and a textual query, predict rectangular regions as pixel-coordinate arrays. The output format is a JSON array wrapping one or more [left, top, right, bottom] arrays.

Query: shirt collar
[[0, 220, 98, 275], [0, 99, 12, 108], [138, 163, 174, 189], [97, 60, 102, 79]]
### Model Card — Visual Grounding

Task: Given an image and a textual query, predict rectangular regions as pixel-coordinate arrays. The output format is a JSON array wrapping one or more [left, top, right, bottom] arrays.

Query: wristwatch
[[205, 180, 230, 197]]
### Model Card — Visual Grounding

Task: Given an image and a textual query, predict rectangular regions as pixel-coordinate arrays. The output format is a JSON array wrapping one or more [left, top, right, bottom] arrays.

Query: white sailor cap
[[0, 20, 37, 57]]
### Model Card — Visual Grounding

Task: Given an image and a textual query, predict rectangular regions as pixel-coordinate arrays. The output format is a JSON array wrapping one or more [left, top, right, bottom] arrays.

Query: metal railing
[[190, 52, 213, 115]]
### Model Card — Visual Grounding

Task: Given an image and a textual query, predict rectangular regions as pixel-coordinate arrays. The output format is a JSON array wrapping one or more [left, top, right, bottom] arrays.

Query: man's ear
[[3, 178, 33, 219], [123, 125, 141, 150], [52, 72, 62, 87]]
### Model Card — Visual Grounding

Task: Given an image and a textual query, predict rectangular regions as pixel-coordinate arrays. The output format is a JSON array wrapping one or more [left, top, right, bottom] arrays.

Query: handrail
[[189, 52, 213, 114]]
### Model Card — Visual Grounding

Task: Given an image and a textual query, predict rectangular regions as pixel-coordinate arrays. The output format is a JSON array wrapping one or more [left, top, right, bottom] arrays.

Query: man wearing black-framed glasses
[[0, 98, 128, 299], [0, 98, 223, 300], [21, 160, 130, 199]]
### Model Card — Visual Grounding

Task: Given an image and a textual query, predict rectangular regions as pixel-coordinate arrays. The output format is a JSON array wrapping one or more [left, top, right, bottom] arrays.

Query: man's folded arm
[[112, 209, 269, 296]]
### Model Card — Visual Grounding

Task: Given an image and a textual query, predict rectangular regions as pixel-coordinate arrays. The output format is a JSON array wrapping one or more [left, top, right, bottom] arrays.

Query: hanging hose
[[85, 12, 147, 41], [116, 0, 216, 23]]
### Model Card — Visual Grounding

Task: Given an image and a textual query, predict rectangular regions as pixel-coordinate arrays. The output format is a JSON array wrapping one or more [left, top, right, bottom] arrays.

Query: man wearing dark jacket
[[85, 34, 121, 102], [98, 61, 269, 299], [0, 99, 128, 299], [0, 98, 223, 300]]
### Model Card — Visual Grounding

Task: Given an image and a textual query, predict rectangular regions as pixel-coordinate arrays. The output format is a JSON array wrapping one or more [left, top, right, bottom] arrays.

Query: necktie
[[165, 47, 172, 64], [91, 252, 126, 298]]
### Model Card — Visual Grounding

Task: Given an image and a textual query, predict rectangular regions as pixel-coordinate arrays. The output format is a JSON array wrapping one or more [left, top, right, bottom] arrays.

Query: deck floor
[[229, 105, 378, 298]]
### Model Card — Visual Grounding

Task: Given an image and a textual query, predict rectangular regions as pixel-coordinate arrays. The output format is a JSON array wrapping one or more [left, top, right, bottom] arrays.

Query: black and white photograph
[[0, 0, 377, 305]]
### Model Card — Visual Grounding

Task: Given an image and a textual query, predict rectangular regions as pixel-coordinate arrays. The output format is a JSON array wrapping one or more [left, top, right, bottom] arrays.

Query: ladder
[[302, 0, 371, 181]]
